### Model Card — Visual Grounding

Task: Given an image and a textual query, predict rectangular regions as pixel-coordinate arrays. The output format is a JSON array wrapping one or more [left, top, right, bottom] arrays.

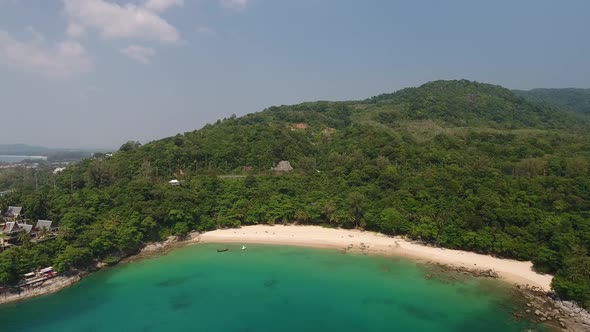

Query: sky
[[0, 0, 589, 149]]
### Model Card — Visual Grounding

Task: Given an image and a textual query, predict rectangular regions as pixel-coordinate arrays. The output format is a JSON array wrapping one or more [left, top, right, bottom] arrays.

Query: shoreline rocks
[[0, 275, 82, 305], [515, 286, 590, 332]]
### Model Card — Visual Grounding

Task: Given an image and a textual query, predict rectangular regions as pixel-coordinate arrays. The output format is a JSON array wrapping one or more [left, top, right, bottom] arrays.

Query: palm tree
[[17, 231, 30, 245], [347, 192, 367, 229], [59, 225, 74, 240], [38, 227, 50, 240], [294, 210, 310, 224]]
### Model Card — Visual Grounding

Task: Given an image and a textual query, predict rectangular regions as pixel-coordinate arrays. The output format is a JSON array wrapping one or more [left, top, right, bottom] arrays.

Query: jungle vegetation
[[1, 80, 589, 308]]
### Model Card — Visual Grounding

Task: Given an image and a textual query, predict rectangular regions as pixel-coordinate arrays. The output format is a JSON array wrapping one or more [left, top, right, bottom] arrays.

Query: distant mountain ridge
[[0, 144, 54, 156], [365, 80, 579, 129], [513, 88, 590, 116], [0, 144, 94, 156]]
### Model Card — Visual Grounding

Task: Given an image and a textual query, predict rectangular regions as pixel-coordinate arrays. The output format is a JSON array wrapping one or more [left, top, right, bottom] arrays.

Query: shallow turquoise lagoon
[[0, 244, 543, 332]]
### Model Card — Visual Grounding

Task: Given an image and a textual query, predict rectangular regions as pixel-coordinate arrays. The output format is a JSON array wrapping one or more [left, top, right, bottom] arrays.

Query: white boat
[[241, 246, 247, 250]]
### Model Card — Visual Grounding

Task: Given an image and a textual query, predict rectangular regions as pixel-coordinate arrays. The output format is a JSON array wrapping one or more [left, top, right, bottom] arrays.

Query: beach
[[198, 225, 553, 291]]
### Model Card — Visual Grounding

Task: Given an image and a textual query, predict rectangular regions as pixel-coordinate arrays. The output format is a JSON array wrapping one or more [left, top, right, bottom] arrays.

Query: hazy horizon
[[1, 0, 589, 149]]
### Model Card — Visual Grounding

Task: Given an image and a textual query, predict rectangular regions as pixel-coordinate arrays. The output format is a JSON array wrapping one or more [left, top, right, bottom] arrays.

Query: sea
[[0, 244, 545, 332], [0, 155, 47, 163]]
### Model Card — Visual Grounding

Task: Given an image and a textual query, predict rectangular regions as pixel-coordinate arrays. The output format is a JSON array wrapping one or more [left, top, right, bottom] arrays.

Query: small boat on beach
[[217, 248, 229, 252]]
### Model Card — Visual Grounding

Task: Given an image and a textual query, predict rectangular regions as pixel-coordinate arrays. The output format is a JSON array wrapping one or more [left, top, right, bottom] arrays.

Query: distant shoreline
[[198, 225, 553, 291]]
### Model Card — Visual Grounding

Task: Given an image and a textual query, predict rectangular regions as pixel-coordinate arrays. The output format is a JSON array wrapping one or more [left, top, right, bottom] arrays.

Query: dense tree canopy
[[1, 80, 589, 308], [514, 88, 590, 117]]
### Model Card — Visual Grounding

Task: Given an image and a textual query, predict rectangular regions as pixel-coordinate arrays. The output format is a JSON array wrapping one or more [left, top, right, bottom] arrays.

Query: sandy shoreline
[[198, 225, 553, 291]]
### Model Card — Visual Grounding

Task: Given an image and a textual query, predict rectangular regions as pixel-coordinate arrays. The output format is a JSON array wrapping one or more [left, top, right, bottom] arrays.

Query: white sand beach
[[198, 225, 553, 291]]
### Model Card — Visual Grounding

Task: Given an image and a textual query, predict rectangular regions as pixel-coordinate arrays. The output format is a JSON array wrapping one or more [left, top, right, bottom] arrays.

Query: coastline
[[198, 224, 553, 291], [0, 225, 551, 304], [0, 275, 82, 305], [1, 225, 588, 331]]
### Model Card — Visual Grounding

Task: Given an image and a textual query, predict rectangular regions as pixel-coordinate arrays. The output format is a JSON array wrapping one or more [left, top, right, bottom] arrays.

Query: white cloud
[[67, 23, 86, 38], [196, 26, 216, 36], [144, 0, 183, 12], [26, 26, 44, 42], [63, 0, 180, 43], [0, 30, 93, 77], [220, 0, 248, 10], [120, 44, 155, 64]]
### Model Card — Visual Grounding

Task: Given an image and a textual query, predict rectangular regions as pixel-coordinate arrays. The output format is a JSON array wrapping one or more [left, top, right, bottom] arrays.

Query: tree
[[38, 227, 50, 240], [294, 210, 310, 224], [553, 256, 590, 309], [53, 246, 92, 272], [347, 192, 367, 229], [119, 141, 142, 152], [172, 222, 189, 238], [378, 208, 407, 235]]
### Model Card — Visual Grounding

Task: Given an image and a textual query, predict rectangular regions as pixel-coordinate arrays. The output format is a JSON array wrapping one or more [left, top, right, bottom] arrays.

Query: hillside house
[[35, 220, 55, 232], [4, 206, 23, 221], [53, 167, 66, 174], [1, 221, 26, 247], [0, 219, 57, 248]]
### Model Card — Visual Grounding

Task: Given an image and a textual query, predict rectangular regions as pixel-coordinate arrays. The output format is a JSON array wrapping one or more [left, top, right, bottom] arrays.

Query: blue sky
[[0, 0, 589, 149]]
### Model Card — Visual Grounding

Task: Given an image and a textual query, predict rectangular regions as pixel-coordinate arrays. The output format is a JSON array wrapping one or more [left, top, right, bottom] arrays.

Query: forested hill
[[2, 80, 590, 308], [514, 88, 590, 117], [112, 80, 583, 173]]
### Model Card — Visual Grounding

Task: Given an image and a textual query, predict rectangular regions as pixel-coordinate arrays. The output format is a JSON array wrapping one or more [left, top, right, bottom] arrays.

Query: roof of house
[[21, 224, 33, 234], [2, 222, 20, 233], [5, 206, 23, 216], [36, 220, 53, 229], [40, 266, 53, 273], [1, 222, 36, 234], [53, 167, 66, 174]]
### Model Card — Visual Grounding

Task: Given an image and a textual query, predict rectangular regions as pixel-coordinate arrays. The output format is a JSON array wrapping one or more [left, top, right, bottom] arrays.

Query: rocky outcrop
[[271, 160, 293, 172], [553, 301, 590, 332], [139, 236, 178, 254], [518, 286, 590, 331], [0, 275, 81, 305]]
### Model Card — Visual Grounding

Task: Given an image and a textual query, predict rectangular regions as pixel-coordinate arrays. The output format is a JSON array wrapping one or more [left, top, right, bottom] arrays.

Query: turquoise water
[[0, 244, 542, 332]]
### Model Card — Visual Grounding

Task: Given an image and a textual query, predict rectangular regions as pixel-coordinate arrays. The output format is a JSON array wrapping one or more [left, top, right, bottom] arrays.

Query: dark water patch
[[361, 296, 398, 306], [263, 278, 280, 289], [169, 293, 193, 311], [156, 276, 191, 288], [154, 271, 207, 288], [401, 303, 447, 322]]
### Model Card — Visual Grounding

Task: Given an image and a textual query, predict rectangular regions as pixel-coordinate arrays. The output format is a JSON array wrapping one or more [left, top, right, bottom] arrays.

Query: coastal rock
[[0, 275, 81, 305], [518, 288, 590, 332], [140, 236, 178, 254]]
